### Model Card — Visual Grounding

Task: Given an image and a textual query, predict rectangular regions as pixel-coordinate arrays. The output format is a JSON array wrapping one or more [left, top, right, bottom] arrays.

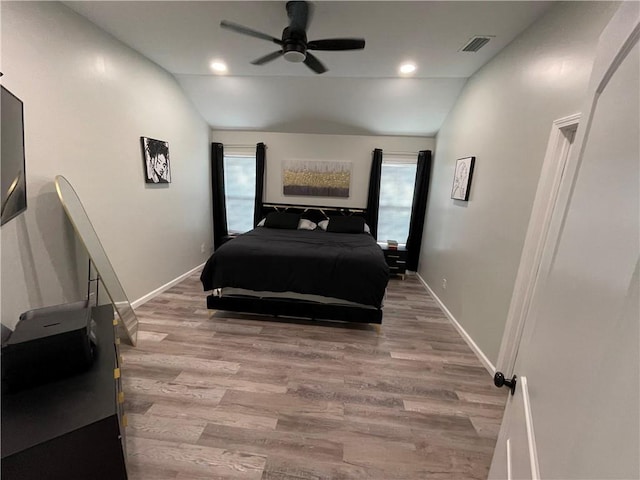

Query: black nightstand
[[379, 243, 408, 279]]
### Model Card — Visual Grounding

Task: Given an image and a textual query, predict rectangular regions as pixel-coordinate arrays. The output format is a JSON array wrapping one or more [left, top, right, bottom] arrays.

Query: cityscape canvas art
[[282, 160, 351, 198]]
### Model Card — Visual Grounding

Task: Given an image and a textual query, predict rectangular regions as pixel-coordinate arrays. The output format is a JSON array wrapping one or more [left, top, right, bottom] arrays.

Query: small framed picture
[[451, 156, 475, 201], [141, 137, 171, 184]]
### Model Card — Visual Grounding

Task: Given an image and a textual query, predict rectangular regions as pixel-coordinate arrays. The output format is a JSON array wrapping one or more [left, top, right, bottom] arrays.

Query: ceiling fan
[[220, 1, 365, 74]]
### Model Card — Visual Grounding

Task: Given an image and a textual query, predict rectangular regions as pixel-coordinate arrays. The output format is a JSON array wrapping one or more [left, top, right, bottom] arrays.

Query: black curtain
[[254, 143, 266, 227], [211, 142, 228, 250], [366, 149, 383, 239], [406, 150, 432, 271]]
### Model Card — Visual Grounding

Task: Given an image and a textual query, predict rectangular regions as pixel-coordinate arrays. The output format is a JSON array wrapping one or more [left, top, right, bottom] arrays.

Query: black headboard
[[259, 203, 366, 225]]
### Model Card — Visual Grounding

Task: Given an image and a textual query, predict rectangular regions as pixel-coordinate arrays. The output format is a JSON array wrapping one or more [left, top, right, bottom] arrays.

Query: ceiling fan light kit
[[220, 1, 365, 74], [284, 50, 306, 63]]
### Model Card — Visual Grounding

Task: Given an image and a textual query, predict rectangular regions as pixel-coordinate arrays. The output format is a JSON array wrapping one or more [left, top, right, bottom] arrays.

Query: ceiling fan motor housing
[[282, 27, 307, 62]]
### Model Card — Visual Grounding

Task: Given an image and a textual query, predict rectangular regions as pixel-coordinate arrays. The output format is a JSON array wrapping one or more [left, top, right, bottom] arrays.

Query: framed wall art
[[141, 137, 171, 184], [451, 156, 475, 201], [282, 160, 351, 198]]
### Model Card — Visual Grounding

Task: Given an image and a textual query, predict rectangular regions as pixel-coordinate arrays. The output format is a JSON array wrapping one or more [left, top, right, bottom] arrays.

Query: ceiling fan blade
[[286, 1, 311, 32], [307, 38, 366, 51], [303, 52, 327, 74], [220, 20, 283, 45], [251, 50, 284, 65]]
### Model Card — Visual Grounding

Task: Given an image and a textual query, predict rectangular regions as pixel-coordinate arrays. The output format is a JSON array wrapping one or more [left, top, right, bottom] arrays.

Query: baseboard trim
[[415, 273, 496, 375], [131, 262, 205, 309]]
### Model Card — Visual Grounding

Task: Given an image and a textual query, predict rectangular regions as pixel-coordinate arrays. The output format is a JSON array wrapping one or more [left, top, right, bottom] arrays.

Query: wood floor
[[121, 272, 507, 480]]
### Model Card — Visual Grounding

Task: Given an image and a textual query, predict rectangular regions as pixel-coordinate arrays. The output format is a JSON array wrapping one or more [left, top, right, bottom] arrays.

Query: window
[[223, 155, 255, 234], [377, 159, 417, 244]]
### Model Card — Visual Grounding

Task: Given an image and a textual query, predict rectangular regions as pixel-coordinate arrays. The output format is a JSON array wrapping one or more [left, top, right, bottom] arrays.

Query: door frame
[[496, 114, 580, 374]]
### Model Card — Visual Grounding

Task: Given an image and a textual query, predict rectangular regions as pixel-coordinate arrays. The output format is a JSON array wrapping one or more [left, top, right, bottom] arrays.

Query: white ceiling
[[65, 1, 554, 137]]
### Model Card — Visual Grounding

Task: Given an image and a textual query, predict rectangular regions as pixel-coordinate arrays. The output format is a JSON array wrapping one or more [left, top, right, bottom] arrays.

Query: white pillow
[[298, 218, 317, 230], [317, 219, 371, 233]]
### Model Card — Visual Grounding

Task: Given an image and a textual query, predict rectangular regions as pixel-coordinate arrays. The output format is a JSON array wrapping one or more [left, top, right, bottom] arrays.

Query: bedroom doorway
[[495, 113, 580, 376]]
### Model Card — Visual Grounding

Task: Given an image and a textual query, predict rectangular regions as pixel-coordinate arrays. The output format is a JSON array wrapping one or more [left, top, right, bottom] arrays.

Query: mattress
[[201, 227, 389, 308]]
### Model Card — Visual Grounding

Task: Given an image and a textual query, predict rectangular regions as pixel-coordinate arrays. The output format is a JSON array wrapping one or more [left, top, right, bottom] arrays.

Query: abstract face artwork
[[141, 137, 171, 184]]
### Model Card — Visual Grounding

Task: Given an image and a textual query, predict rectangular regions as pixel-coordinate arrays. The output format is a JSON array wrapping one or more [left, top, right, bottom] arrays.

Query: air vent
[[461, 36, 492, 52]]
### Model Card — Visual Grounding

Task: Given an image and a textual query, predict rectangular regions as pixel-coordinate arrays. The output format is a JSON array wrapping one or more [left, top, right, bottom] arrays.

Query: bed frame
[[205, 202, 384, 326], [206, 294, 382, 324]]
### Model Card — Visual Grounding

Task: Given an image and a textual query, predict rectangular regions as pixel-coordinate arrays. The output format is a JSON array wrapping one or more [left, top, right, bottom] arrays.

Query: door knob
[[494, 371, 517, 395]]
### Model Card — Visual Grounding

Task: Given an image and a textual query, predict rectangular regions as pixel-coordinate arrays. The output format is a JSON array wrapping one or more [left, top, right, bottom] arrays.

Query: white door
[[489, 3, 640, 479]]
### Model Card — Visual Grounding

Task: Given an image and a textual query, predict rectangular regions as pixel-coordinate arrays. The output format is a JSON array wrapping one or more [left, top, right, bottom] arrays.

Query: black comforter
[[200, 228, 389, 308]]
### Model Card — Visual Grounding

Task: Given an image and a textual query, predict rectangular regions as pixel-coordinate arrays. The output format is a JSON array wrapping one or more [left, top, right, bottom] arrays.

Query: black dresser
[[1, 304, 127, 480], [379, 243, 408, 279]]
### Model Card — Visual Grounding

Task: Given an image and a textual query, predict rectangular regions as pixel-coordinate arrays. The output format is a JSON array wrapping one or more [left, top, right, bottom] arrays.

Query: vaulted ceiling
[[65, 1, 553, 136]]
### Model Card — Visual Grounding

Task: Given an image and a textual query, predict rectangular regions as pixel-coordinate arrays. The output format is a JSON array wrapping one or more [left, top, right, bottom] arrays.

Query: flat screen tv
[[1, 85, 27, 226]]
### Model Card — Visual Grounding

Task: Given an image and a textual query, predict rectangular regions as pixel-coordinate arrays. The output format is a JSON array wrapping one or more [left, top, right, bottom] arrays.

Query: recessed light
[[210, 61, 228, 73], [399, 62, 416, 75]]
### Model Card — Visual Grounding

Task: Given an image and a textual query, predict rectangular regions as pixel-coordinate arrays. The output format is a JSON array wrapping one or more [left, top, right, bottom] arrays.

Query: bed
[[200, 206, 390, 325]]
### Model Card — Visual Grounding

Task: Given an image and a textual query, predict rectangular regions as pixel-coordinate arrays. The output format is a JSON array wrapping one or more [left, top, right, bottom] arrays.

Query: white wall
[[1, 2, 212, 329], [211, 131, 433, 208], [419, 1, 618, 365]]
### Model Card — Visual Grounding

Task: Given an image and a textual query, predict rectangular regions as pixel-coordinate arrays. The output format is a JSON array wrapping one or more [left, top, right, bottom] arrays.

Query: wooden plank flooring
[[121, 273, 506, 480]]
